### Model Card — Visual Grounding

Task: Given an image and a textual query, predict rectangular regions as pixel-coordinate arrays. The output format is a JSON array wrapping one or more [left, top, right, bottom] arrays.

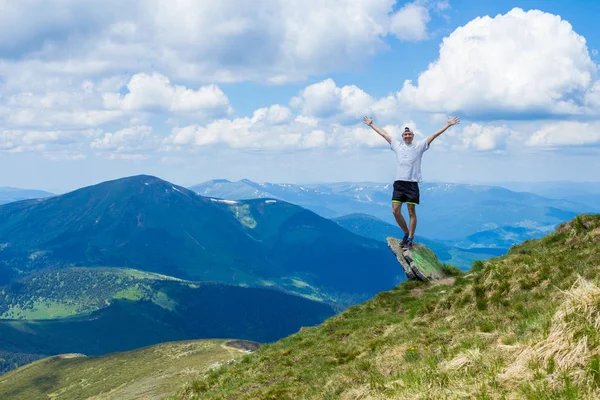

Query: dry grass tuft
[[440, 348, 483, 374], [499, 277, 600, 387], [375, 345, 408, 377]]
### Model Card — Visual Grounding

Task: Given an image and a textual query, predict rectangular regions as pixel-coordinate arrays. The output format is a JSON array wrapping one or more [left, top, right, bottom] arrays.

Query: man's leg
[[407, 203, 417, 239], [392, 201, 409, 235]]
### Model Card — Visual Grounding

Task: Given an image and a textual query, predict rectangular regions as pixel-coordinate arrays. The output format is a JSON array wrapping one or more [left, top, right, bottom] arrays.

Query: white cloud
[[104, 73, 233, 116], [585, 81, 600, 110], [389, 2, 431, 41], [163, 101, 421, 151], [526, 121, 600, 147], [251, 105, 294, 125], [291, 79, 342, 118], [0, 0, 446, 89], [291, 79, 378, 121], [459, 123, 512, 151], [434, 0, 450, 11], [90, 126, 157, 153], [0, 87, 126, 129], [0, 129, 100, 153], [0, 72, 231, 131], [399, 8, 598, 117]]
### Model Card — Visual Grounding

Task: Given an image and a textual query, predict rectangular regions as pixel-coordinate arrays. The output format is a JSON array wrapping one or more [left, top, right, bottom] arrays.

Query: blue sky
[[1, 0, 599, 193]]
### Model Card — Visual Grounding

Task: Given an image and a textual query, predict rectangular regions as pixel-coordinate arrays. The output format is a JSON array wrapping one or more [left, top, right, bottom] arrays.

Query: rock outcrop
[[387, 237, 447, 281]]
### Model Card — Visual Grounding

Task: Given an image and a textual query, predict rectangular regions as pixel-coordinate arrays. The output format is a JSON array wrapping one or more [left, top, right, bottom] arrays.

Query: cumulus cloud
[[90, 126, 158, 154], [459, 123, 512, 151], [526, 121, 600, 147], [163, 99, 420, 151], [290, 78, 405, 123], [399, 8, 598, 117], [103, 73, 233, 116], [251, 105, 294, 125], [0, 129, 99, 154], [390, 2, 431, 41], [0, 0, 446, 89], [164, 117, 394, 151], [0, 72, 231, 132], [0, 86, 126, 129]]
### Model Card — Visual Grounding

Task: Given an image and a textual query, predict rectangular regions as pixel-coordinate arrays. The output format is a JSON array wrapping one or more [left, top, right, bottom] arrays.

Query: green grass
[[0, 268, 179, 320], [171, 214, 600, 399], [113, 286, 144, 301], [0, 339, 251, 400], [2, 301, 79, 319]]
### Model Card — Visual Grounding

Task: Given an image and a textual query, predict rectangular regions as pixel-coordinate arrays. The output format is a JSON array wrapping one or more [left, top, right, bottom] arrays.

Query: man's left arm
[[427, 117, 460, 146]]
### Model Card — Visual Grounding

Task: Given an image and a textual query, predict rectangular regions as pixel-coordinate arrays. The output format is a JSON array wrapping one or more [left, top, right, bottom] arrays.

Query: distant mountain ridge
[[191, 179, 597, 242], [0, 187, 54, 205]]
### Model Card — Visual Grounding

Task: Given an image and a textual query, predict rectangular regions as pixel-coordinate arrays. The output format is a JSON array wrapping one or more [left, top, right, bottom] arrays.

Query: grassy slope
[[0, 339, 252, 400], [0, 267, 181, 319], [0, 283, 335, 356], [175, 214, 600, 399]]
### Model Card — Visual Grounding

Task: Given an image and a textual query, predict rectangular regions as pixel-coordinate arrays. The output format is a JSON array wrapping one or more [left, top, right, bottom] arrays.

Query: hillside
[[0, 175, 400, 306], [0, 268, 335, 373], [0, 339, 255, 400], [172, 214, 600, 399]]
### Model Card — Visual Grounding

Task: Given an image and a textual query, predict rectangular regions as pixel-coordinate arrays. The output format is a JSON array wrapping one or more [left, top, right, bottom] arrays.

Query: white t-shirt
[[390, 139, 429, 182]]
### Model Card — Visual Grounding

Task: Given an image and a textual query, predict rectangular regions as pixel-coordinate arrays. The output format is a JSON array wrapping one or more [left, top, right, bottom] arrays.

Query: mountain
[[170, 214, 600, 399], [190, 179, 597, 242], [0, 187, 54, 205], [0, 175, 401, 305], [496, 181, 600, 209], [0, 339, 256, 400], [190, 179, 365, 218], [0, 267, 335, 374]]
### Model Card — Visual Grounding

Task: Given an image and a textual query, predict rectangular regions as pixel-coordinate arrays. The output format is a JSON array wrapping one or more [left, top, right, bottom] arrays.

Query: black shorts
[[392, 180, 420, 204]]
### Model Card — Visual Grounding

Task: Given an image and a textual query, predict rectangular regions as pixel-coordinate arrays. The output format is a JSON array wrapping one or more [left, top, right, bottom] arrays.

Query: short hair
[[403, 127, 413, 134]]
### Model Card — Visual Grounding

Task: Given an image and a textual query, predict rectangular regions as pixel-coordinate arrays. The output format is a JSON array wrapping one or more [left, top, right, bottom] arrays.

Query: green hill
[[0, 339, 255, 400], [172, 214, 600, 399], [0, 175, 400, 306], [0, 267, 184, 319], [0, 268, 335, 374]]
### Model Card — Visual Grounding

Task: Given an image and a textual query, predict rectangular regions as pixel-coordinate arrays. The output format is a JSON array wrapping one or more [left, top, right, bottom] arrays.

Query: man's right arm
[[363, 116, 392, 144]]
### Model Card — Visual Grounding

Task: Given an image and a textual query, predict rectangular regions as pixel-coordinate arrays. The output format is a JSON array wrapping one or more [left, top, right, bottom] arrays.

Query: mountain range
[[0, 175, 401, 302], [191, 179, 598, 243]]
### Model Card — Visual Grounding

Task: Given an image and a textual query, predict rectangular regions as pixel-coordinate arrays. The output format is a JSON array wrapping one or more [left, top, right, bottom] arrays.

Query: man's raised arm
[[363, 116, 392, 144], [427, 116, 460, 146]]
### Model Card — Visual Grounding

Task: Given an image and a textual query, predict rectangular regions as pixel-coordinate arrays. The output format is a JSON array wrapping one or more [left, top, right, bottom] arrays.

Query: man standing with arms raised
[[363, 116, 460, 249]]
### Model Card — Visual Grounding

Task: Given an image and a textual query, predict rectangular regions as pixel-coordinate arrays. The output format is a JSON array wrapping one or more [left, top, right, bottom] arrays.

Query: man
[[363, 116, 460, 249]]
